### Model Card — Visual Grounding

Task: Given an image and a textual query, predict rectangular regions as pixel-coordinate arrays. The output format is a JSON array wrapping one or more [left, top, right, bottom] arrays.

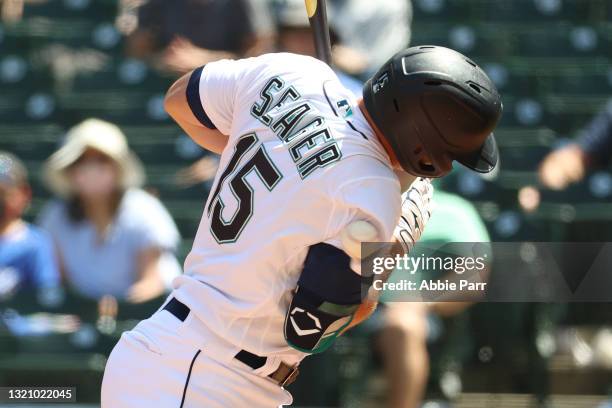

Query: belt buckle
[[279, 365, 300, 387]]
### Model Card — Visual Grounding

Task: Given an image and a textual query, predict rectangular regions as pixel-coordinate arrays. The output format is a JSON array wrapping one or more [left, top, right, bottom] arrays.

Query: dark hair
[[67, 189, 123, 223]]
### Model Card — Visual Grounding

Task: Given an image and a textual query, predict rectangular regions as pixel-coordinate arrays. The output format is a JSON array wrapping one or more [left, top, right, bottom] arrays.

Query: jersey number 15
[[206, 133, 282, 243]]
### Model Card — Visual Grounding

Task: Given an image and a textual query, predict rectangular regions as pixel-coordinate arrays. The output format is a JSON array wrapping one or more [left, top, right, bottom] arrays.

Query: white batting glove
[[393, 178, 434, 253]]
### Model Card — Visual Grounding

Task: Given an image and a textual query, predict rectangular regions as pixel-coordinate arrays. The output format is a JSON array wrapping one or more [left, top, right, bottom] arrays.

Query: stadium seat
[[22, 0, 117, 22]]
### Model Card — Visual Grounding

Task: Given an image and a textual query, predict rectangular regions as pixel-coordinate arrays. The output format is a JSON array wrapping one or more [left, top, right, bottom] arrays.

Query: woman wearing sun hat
[[38, 118, 182, 303]]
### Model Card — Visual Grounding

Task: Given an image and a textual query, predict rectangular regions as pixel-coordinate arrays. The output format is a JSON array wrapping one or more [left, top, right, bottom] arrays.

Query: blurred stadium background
[[0, 0, 611, 407]]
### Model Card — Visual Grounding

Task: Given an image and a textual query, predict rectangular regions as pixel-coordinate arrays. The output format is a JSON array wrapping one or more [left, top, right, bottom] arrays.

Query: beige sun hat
[[44, 118, 145, 197]]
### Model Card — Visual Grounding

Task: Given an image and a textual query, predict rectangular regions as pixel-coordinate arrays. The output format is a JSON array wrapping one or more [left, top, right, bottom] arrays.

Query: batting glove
[[393, 177, 434, 253]]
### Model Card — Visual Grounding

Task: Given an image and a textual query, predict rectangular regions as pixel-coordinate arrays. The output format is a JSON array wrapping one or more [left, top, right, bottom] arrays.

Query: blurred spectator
[[273, 0, 363, 95], [38, 119, 181, 303], [0, 151, 61, 306], [271, 0, 412, 79], [1, 0, 24, 22], [539, 101, 612, 190], [126, 0, 274, 74], [371, 188, 490, 408], [328, 0, 412, 77], [174, 154, 219, 188]]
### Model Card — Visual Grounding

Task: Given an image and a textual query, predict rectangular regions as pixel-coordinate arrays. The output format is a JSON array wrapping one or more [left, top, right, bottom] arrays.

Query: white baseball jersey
[[173, 53, 401, 364]]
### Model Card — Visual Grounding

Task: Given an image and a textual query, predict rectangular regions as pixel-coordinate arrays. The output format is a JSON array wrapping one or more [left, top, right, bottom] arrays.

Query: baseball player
[[101, 46, 501, 407]]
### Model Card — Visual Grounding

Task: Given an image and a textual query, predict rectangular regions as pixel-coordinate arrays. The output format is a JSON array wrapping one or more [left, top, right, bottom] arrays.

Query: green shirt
[[420, 190, 490, 244]]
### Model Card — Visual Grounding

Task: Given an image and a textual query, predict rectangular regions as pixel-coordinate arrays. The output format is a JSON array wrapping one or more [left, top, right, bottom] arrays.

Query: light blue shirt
[[38, 189, 181, 300]]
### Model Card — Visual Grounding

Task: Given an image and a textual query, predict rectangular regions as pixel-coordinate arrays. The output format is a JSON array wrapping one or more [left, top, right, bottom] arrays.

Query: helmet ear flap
[[413, 146, 435, 174], [412, 144, 451, 177]]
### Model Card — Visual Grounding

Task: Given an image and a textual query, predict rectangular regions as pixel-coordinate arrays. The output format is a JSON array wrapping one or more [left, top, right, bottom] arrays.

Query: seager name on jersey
[[250, 76, 342, 179]]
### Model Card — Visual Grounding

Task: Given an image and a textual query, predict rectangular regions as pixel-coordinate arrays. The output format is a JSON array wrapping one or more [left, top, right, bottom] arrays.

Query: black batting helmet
[[363, 45, 502, 178]]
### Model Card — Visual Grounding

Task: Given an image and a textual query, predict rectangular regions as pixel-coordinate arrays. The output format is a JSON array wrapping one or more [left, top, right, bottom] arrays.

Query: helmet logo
[[373, 72, 390, 93]]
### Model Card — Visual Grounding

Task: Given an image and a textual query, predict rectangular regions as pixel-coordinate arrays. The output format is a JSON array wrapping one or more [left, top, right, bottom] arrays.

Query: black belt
[[163, 297, 191, 321], [162, 298, 299, 387]]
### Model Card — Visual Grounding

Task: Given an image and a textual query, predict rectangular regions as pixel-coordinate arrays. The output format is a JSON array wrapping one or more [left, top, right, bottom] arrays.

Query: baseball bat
[[304, 0, 333, 65]]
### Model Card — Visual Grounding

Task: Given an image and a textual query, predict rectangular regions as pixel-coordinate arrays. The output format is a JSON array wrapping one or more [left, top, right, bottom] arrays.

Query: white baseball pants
[[101, 300, 293, 408]]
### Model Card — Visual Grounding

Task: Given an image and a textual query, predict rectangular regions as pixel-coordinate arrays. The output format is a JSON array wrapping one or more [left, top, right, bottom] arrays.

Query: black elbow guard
[[284, 243, 372, 354]]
